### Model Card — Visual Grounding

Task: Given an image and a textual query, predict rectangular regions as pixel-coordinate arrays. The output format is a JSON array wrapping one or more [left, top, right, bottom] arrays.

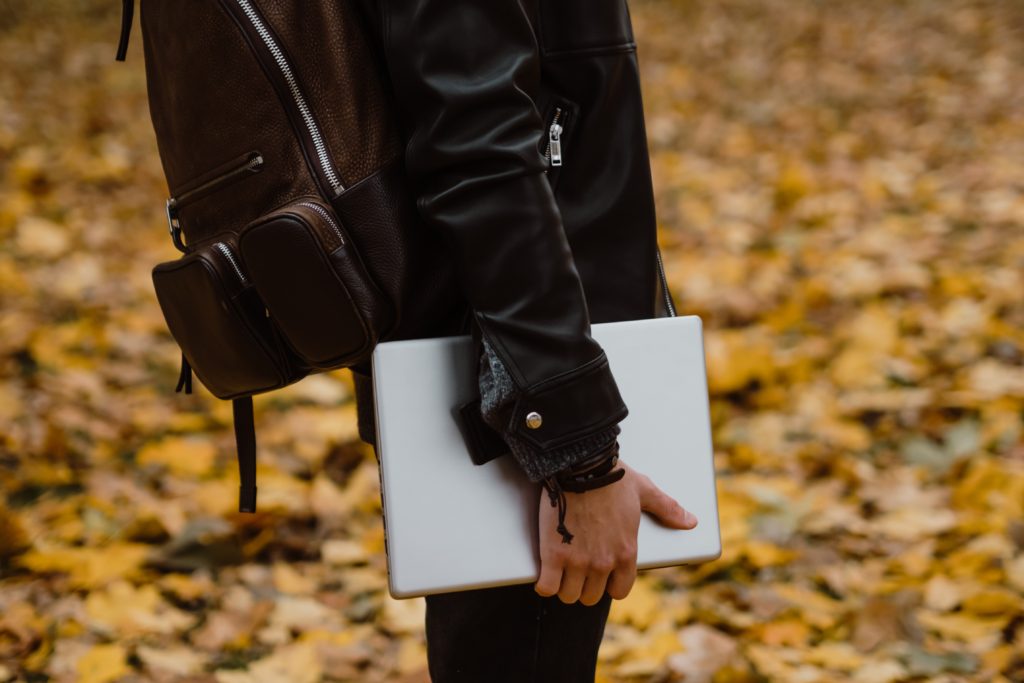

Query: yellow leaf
[[136, 436, 217, 477], [953, 458, 1024, 521], [756, 619, 810, 647], [803, 642, 865, 671], [16, 215, 69, 258], [774, 161, 814, 211], [136, 645, 206, 677], [961, 588, 1022, 617], [396, 637, 428, 674], [0, 501, 30, 559], [320, 538, 369, 566], [1006, 556, 1024, 593], [742, 540, 795, 568], [242, 641, 322, 683], [633, 628, 683, 663], [609, 576, 661, 629], [76, 643, 129, 683], [705, 329, 775, 394], [772, 585, 844, 630], [916, 610, 1006, 643], [923, 575, 964, 611], [86, 579, 194, 636], [159, 573, 214, 601], [272, 562, 317, 595], [18, 543, 150, 589], [381, 595, 427, 636], [361, 525, 385, 556]]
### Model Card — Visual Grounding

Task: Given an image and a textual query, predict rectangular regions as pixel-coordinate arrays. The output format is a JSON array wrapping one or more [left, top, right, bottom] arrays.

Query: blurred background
[[1, 1, 1022, 681]]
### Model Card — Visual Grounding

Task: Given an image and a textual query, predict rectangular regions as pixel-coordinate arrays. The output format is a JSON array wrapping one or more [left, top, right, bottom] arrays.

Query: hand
[[534, 459, 698, 605]]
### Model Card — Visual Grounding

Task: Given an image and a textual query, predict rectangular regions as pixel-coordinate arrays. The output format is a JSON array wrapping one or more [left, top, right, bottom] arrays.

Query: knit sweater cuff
[[478, 336, 624, 482]]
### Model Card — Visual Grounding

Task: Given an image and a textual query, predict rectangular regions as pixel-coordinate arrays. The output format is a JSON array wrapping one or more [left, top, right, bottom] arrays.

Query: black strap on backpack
[[173, 355, 257, 513], [115, 0, 134, 61], [233, 397, 258, 513]]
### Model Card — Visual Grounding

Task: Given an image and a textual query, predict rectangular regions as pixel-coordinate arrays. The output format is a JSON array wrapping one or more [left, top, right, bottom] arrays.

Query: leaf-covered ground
[[1, 1, 1022, 681]]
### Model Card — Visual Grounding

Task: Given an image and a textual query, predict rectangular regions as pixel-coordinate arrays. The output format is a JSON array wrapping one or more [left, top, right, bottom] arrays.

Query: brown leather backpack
[[116, 0, 462, 513]]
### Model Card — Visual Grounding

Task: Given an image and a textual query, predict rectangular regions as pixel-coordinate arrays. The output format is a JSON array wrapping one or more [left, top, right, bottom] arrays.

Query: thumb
[[637, 477, 697, 529]]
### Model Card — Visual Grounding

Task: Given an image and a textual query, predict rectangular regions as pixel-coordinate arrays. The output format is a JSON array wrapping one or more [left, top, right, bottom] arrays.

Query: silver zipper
[[545, 107, 565, 167], [296, 201, 345, 245], [655, 246, 676, 317], [215, 241, 248, 285], [232, 0, 344, 195], [165, 153, 264, 252], [170, 153, 263, 208]]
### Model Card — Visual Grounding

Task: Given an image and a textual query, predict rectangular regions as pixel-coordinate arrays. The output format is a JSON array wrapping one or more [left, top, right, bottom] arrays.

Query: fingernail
[[682, 510, 698, 527]]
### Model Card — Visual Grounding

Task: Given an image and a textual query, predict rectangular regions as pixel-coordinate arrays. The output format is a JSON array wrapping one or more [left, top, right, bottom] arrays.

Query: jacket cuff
[[505, 350, 629, 451], [467, 335, 630, 482]]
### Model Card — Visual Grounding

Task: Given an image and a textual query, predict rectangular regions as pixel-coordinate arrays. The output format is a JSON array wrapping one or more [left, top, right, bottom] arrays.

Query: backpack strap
[[170, 353, 256, 512], [233, 397, 258, 513], [175, 352, 193, 394], [115, 0, 135, 62]]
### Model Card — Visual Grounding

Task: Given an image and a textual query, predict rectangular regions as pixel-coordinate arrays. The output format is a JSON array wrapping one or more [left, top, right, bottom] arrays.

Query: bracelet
[[540, 441, 626, 545], [561, 440, 619, 477]]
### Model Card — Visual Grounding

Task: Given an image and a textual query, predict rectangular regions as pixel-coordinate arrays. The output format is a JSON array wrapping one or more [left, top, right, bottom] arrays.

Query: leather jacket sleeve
[[364, 0, 629, 478]]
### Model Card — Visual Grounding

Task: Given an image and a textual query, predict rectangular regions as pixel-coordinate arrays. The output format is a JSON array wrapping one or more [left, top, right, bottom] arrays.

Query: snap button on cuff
[[525, 411, 543, 429]]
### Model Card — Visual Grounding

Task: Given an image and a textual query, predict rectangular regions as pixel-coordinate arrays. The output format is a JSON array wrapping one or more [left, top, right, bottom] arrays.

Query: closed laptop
[[371, 314, 721, 599]]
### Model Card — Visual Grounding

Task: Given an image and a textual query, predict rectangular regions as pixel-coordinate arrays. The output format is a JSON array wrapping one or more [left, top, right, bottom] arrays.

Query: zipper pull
[[548, 121, 563, 167], [165, 198, 187, 253]]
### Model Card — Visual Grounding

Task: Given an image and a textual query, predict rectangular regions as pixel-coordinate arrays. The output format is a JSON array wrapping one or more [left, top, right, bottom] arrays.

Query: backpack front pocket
[[152, 239, 301, 399], [238, 198, 395, 370]]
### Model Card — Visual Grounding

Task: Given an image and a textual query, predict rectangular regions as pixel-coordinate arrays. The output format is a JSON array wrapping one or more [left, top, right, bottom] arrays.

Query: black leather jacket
[[349, 0, 678, 479]]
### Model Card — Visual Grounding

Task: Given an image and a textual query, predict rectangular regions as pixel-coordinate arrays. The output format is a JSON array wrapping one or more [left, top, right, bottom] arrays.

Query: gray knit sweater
[[476, 336, 622, 482]]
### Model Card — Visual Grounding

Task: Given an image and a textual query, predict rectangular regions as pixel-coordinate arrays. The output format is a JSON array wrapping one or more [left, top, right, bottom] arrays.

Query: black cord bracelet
[[540, 441, 626, 544]]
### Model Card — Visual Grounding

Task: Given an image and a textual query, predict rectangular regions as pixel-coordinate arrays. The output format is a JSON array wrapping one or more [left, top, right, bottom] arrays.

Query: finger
[[637, 479, 697, 529], [606, 559, 637, 600], [535, 560, 563, 597], [579, 569, 611, 606], [557, 565, 586, 604]]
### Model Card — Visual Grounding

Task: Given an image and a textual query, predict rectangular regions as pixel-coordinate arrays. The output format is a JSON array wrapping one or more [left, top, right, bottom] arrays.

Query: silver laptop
[[370, 314, 721, 599]]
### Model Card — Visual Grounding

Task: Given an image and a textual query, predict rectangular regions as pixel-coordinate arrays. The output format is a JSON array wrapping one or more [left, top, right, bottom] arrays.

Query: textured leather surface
[[252, 0, 402, 187], [140, 0, 464, 363], [331, 160, 466, 344], [140, 0, 672, 468], [239, 210, 374, 369], [349, 0, 664, 445], [541, 46, 662, 324], [508, 352, 629, 450], [140, 1, 319, 246], [538, 0, 635, 54], [151, 245, 297, 399]]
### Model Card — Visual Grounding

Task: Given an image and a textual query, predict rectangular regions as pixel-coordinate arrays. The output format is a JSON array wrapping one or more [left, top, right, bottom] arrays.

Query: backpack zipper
[[165, 152, 264, 251], [655, 246, 677, 316], [544, 107, 565, 168], [226, 0, 345, 196], [214, 241, 248, 285], [295, 201, 345, 246]]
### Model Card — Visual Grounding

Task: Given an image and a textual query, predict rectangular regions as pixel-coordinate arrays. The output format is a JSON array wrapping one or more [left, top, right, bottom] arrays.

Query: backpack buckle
[[165, 198, 188, 253]]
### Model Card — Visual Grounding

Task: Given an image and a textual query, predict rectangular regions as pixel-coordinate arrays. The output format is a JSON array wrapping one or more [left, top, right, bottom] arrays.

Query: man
[[348, 0, 698, 679]]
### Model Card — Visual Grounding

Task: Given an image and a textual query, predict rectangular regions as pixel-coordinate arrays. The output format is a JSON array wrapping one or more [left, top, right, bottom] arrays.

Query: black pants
[[425, 581, 613, 683]]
